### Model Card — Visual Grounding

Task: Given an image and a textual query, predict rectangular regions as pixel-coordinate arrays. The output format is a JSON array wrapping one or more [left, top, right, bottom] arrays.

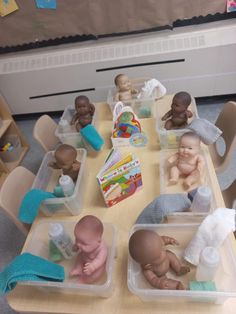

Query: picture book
[[97, 148, 143, 207]]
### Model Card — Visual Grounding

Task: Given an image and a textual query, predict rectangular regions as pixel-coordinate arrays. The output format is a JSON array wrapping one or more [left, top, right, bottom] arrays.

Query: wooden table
[[7, 101, 236, 314]]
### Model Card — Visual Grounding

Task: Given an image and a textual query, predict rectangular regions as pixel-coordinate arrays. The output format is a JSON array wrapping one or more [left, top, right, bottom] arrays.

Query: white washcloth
[[184, 208, 235, 266], [187, 118, 222, 145], [137, 79, 166, 99]]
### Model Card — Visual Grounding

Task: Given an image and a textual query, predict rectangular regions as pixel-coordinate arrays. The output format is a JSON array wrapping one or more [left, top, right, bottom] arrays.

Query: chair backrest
[[222, 179, 236, 209], [0, 166, 35, 235], [33, 114, 59, 152], [209, 101, 236, 173]]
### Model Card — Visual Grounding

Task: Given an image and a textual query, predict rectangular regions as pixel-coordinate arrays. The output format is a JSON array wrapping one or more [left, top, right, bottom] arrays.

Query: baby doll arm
[[196, 154, 205, 173], [161, 109, 172, 121], [47, 160, 60, 169], [114, 92, 120, 101], [167, 153, 179, 165], [131, 87, 138, 95], [71, 113, 79, 125], [83, 244, 108, 276], [72, 161, 81, 172], [161, 236, 179, 246]]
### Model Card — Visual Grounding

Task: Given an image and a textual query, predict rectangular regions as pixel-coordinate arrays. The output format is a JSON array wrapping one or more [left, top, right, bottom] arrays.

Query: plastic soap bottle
[[48, 223, 75, 259], [190, 186, 212, 212], [196, 246, 220, 281], [59, 175, 75, 197]]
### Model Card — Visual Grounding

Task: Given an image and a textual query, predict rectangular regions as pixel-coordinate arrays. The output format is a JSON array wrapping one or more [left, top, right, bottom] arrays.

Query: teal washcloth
[[189, 281, 216, 291], [80, 124, 104, 151], [0, 252, 65, 295], [18, 189, 56, 224]]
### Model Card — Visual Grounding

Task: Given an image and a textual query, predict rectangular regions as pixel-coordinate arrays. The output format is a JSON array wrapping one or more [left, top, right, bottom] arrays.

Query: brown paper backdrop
[[0, 0, 226, 48]]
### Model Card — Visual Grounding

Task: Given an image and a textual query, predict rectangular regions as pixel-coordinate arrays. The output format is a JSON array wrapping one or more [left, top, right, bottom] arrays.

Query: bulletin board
[[0, 0, 234, 54]]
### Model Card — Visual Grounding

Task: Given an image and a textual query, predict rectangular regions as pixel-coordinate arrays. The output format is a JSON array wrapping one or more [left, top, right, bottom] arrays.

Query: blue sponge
[[80, 124, 104, 151]]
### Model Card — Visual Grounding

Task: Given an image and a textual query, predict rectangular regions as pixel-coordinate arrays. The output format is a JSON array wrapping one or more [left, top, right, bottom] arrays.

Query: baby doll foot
[[177, 265, 190, 276], [169, 178, 178, 185], [176, 281, 185, 290]]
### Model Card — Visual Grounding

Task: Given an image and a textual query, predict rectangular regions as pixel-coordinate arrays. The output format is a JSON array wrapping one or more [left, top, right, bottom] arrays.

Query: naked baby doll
[[70, 215, 108, 284], [71, 95, 95, 132], [114, 74, 138, 101], [168, 132, 205, 190], [161, 91, 193, 130], [48, 144, 81, 182], [129, 229, 190, 290]]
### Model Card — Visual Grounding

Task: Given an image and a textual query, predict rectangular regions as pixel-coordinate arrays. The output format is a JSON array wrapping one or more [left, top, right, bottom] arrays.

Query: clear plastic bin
[[155, 95, 199, 149], [107, 78, 159, 119], [128, 223, 236, 304], [20, 219, 117, 298], [159, 148, 216, 216], [0, 134, 22, 162], [55, 105, 98, 150], [31, 148, 87, 216]]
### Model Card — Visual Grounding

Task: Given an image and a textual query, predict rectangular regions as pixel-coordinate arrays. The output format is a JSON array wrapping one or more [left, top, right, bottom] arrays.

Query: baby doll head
[[74, 95, 94, 116], [179, 132, 201, 158], [171, 92, 191, 113], [54, 144, 77, 171], [129, 229, 166, 266], [74, 215, 103, 254], [114, 74, 132, 92]]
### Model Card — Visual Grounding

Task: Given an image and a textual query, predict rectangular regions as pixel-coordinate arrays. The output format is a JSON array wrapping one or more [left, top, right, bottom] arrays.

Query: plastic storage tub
[[55, 105, 98, 150], [128, 223, 236, 304], [20, 219, 117, 298], [159, 148, 216, 215], [0, 134, 22, 162], [31, 148, 87, 216], [155, 95, 198, 149], [107, 78, 159, 119]]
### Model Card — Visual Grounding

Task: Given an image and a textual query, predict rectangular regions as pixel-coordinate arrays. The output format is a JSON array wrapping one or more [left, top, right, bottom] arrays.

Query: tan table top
[[7, 101, 236, 313]]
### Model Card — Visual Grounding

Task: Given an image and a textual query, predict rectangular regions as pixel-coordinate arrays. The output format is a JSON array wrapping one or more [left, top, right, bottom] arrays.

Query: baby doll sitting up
[[70, 215, 108, 284], [48, 144, 81, 182], [129, 229, 190, 290], [114, 74, 138, 102], [161, 91, 193, 130], [71, 95, 95, 132], [168, 132, 205, 190]]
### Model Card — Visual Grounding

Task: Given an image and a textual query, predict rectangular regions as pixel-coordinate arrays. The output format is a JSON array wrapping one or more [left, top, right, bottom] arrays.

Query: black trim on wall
[[29, 88, 95, 99]]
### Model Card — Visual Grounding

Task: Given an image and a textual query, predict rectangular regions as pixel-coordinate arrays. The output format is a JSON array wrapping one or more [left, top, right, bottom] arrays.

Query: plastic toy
[[48, 144, 81, 182], [168, 132, 205, 189], [114, 74, 138, 101], [71, 95, 95, 132], [161, 91, 193, 130], [113, 110, 141, 138], [70, 215, 108, 284], [129, 229, 190, 290]]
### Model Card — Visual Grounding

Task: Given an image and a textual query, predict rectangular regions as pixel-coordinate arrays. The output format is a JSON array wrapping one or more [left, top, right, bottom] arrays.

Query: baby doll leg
[[169, 166, 181, 185], [167, 250, 190, 276], [154, 275, 185, 290], [183, 169, 200, 189], [70, 255, 83, 277], [80, 265, 106, 284]]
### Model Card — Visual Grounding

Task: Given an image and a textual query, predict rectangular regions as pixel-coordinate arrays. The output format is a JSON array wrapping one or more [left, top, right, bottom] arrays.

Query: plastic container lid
[[59, 175, 74, 186], [48, 223, 63, 237], [200, 246, 220, 268], [197, 186, 212, 200]]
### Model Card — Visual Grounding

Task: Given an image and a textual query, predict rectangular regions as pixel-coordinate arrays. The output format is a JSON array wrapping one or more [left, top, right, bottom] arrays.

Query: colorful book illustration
[[97, 149, 143, 207], [0, 0, 18, 17]]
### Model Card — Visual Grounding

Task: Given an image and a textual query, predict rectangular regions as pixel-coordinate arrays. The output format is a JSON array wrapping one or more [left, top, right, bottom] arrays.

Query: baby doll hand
[[161, 236, 179, 246], [72, 162, 81, 172], [83, 263, 95, 275]]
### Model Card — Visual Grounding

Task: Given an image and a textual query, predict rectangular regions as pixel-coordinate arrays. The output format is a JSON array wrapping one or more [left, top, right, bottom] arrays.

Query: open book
[[97, 148, 143, 207]]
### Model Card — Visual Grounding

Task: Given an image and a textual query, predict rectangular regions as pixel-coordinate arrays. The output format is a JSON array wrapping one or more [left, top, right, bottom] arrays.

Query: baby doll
[[71, 95, 95, 132], [129, 229, 190, 290], [114, 74, 138, 101], [168, 132, 205, 189], [48, 144, 81, 182], [161, 91, 193, 130], [70, 215, 108, 284]]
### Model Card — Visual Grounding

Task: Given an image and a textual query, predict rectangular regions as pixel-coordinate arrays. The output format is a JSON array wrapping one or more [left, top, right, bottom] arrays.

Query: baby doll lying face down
[[48, 144, 81, 182], [70, 215, 108, 284], [129, 229, 190, 290], [161, 91, 193, 130], [168, 132, 205, 190]]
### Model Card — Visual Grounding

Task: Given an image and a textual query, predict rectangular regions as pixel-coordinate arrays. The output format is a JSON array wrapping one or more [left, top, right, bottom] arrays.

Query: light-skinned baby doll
[[114, 74, 138, 101], [70, 215, 108, 284]]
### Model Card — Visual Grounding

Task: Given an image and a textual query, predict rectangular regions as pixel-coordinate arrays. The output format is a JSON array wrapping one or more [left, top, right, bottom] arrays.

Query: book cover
[[97, 150, 143, 207]]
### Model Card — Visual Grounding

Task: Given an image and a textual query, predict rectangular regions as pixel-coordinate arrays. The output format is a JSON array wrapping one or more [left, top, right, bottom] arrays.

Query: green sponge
[[189, 281, 217, 291]]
